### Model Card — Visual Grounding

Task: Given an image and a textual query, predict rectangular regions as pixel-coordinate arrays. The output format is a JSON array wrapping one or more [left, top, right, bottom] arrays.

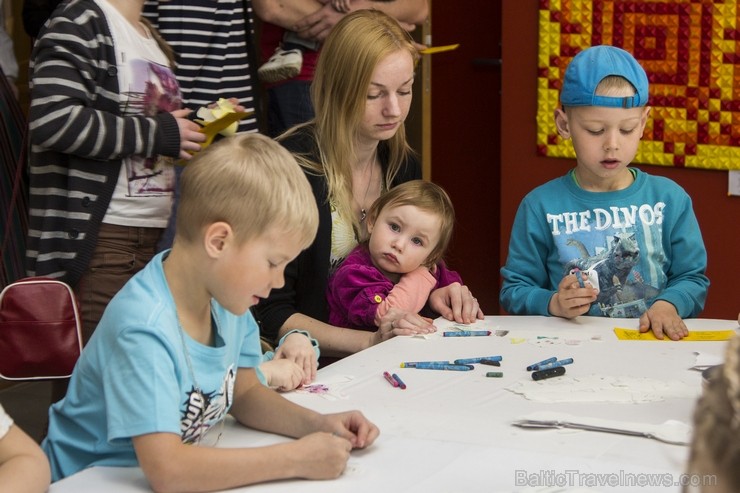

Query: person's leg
[[74, 224, 163, 343], [267, 80, 314, 137]]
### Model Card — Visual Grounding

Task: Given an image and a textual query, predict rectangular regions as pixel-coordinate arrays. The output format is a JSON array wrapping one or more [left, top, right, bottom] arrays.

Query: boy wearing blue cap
[[500, 45, 709, 340]]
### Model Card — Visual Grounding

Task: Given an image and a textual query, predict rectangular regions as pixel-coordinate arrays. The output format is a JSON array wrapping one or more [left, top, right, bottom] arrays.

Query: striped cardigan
[[25, 0, 181, 287]]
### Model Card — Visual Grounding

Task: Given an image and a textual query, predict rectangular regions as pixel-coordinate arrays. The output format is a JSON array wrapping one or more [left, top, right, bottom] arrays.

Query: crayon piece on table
[[400, 361, 450, 368], [480, 359, 501, 366], [443, 330, 491, 337], [383, 371, 399, 387], [454, 355, 502, 365], [485, 372, 504, 378], [531, 366, 566, 381], [532, 358, 574, 371], [391, 373, 407, 389], [525, 357, 557, 371], [412, 362, 474, 371]]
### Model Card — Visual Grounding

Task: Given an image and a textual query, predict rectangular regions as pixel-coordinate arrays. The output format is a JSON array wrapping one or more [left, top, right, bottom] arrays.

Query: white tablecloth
[[49, 316, 738, 493]]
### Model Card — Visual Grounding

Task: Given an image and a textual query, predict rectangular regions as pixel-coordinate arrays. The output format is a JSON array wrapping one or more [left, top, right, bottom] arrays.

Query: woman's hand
[[274, 332, 318, 384], [428, 283, 484, 324], [172, 108, 206, 160]]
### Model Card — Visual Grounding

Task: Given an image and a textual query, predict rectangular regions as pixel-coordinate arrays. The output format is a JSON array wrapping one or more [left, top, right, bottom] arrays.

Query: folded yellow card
[[198, 111, 252, 148], [614, 328, 736, 341]]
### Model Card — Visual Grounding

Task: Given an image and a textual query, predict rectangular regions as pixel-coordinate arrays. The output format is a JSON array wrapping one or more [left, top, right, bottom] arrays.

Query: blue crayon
[[525, 357, 557, 371], [400, 361, 451, 368], [442, 330, 491, 337], [532, 358, 574, 371], [412, 362, 474, 371], [453, 355, 503, 365], [574, 269, 585, 288]]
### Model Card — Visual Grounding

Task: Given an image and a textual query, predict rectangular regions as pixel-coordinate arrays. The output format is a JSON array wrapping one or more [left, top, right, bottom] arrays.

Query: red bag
[[0, 277, 83, 380]]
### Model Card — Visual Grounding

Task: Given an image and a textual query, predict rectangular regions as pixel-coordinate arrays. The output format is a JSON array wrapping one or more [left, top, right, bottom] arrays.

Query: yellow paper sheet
[[614, 328, 736, 341], [419, 44, 459, 55]]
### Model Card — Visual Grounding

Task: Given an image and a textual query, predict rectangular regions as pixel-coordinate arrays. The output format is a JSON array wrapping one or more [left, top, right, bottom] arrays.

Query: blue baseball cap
[[560, 45, 649, 108]]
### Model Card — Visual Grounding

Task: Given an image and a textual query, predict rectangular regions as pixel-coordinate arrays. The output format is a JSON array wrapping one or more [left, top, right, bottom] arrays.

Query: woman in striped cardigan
[[26, 0, 205, 344]]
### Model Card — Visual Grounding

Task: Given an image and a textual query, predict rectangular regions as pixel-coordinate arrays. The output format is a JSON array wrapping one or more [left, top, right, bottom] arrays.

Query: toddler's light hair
[[684, 334, 740, 492], [366, 180, 454, 267], [176, 133, 318, 249]]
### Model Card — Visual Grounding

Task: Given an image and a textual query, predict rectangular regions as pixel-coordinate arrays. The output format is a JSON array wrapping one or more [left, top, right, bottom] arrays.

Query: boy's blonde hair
[[685, 334, 740, 492], [176, 133, 318, 248], [283, 9, 419, 237], [595, 75, 637, 98], [563, 76, 637, 113], [366, 180, 455, 267]]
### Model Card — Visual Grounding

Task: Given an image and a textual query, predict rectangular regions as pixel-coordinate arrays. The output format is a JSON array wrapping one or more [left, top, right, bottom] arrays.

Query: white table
[[49, 316, 738, 493]]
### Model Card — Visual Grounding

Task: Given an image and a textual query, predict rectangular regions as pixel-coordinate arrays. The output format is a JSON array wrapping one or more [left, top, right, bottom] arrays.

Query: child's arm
[[328, 261, 399, 328], [258, 358, 306, 391], [0, 421, 51, 493], [638, 300, 688, 341], [638, 190, 709, 340], [547, 273, 599, 319], [132, 369, 379, 492], [427, 263, 484, 324], [373, 266, 436, 325], [500, 197, 565, 316]]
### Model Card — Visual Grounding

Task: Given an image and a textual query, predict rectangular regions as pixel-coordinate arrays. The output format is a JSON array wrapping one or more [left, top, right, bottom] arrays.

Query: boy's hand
[[274, 332, 318, 384], [259, 359, 305, 391], [429, 282, 484, 324], [549, 274, 598, 319], [320, 410, 380, 449], [291, 432, 352, 479], [639, 300, 688, 340], [172, 108, 206, 160]]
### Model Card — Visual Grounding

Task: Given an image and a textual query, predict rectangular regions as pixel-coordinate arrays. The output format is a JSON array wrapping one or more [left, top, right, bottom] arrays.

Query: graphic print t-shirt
[[98, 0, 181, 227]]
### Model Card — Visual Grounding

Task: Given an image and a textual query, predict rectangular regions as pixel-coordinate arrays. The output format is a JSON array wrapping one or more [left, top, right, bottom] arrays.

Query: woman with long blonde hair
[[256, 9, 481, 363]]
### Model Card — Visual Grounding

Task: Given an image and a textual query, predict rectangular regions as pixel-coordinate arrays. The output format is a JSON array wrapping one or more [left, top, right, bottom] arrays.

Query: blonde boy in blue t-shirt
[[42, 133, 379, 490]]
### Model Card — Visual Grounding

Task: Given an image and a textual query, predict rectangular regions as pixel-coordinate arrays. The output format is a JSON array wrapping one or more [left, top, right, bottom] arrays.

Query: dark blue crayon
[[525, 357, 557, 371], [400, 361, 451, 368], [480, 359, 501, 366], [412, 362, 474, 371], [443, 330, 491, 337], [453, 355, 503, 365], [531, 358, 574, 371], [391, 373, 407, 389], [531, 366, 566, 381]]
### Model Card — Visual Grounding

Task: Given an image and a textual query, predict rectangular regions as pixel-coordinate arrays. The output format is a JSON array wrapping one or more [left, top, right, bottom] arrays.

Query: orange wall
[[500, 4, 739, 320]]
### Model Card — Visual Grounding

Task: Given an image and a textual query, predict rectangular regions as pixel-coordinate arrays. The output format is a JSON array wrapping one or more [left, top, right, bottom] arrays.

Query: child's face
[[367, 204, 441, 282], [555, 103, 650, 190], [358, 49, 415, 146], [210, 226, 304, 316]]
